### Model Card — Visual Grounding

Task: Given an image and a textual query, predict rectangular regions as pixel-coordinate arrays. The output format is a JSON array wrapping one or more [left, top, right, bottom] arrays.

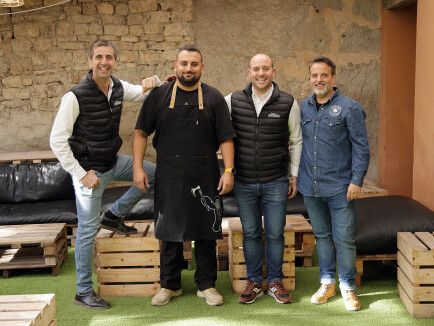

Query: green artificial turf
[[1, 248, 432, 326]]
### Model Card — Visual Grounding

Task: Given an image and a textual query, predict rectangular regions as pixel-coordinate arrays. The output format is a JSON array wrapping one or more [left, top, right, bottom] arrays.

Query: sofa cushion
[[355, 195, 434, 255], [0, 199, 77, 225], [222, 193, 307, 217], [0, 162, 74, 203]]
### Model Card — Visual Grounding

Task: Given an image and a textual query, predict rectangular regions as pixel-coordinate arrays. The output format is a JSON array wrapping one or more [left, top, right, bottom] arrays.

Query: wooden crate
[[355, 253, 396, 286], [397, 232, 434, 318], [360, 179, 388, 198], [286, 214, 315, 267], [0, 224, 68, 278], [228, 219, 295, 294], [0, 293, 56, 326], [95, 221, 160, 297]]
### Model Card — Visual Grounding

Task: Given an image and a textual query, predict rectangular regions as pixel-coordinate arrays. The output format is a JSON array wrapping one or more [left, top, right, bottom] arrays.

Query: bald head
[[249, 54, 273, 69], [248, 53, 275, 94]]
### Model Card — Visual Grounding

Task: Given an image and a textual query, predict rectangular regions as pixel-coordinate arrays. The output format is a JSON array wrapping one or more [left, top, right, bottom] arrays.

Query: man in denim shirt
[[298, 56, 370, 311]]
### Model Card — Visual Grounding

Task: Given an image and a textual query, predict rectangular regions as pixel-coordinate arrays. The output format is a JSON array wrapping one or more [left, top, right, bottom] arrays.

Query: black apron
[[154, 82, 222, 242]]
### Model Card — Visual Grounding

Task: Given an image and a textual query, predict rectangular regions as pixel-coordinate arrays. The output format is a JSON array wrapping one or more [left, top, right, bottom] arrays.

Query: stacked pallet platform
[[0, 293, 56, 326], [0, 224, 68, 278]]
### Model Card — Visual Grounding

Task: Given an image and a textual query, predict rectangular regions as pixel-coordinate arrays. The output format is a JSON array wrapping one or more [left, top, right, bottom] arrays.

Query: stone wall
[[193, 0, 381, 179], [0, 0, 381, 179], [0, 0, 194, 161]]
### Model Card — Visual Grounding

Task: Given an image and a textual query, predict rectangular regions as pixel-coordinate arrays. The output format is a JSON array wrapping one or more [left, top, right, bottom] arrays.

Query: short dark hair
[[177, 44, 203, 61], [310, 56, 336, 75], [89, 40, 119, 60]]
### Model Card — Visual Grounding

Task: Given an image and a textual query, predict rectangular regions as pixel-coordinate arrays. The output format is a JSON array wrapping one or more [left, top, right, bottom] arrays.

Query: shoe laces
[[269, 281, 286, 294], [316, 284, 333, 296], [242, 280, 259, 294], [343, 289, 358, 300]]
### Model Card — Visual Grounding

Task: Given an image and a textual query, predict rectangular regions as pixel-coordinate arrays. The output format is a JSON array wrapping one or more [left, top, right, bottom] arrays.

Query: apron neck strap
[[169, 81, 203, 110]]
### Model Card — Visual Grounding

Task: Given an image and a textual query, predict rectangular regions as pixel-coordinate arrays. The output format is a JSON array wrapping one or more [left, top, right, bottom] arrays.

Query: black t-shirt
[[135, 81, 235, 150]]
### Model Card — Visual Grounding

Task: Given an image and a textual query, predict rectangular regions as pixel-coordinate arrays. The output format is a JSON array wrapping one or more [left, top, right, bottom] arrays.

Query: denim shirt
[[298, 89, 370, 197]]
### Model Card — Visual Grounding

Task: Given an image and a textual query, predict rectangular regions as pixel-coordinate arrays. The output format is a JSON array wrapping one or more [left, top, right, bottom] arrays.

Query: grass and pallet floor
[[1, 248, 432, 325]]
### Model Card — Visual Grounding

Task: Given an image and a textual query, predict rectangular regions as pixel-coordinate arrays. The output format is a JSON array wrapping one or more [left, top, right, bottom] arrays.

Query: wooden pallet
[[228, 219, 295, 294], [397, 232, 434, 318], [0, 293, 56, 326], [0, 151, 56, 164], [286, 214, 314, 267], [355, 253, 396, 286], [360, 179, 388, 198], [0, 224, 68, 278], [96, 221, 160, 297]]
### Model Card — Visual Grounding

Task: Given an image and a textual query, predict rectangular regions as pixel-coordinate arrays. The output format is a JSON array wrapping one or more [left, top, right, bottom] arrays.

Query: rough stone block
[[120, 50, 139, 63], [2, 76, 22, 87], [127, 13, 151, 25], [67, 14, 97, 24], [13, 23, 40, 37], [139, 51, 163, 64], [2, 88, 30, 100], [89, 23, 103, 35], [22, 77, 33, 86], [39, 23, 56, 37], [11, 40, 32, 57], [150, 11, 171, 24], [100, 14, 126, 25], [58, 42, 86, 50], [103, 24, 129, 36], [147, 34, 165, 42], [97, 3, 114, 15], [115, 3, 129, 16], [46, 82, 64, 98], [82, 3, 97, 16], [129, 0, 158, 13], [129, 25, 144, 36], [120, 35, 139, 43], [143, 24, 164, 35], [74, 24, 89, 35], [56, 22, 74, 36], [133, 42, 149, 51], [34, 38, 52, 52]]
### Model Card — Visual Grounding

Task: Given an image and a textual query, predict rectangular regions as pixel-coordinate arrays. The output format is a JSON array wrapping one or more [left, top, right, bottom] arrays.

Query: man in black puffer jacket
[[50, 40, 160, 309], [225, 54, 302, 305]]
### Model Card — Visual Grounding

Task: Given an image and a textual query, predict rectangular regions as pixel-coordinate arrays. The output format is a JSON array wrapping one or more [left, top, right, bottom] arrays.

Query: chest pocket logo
[[113, 100, 122, 106], [329, 105, 342, 117], [268, 112, 280, 118]]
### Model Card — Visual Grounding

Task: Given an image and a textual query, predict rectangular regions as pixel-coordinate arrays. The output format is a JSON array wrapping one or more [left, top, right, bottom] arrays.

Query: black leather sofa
[[1, 160, 433, 256], [0, 160, 307, 226]]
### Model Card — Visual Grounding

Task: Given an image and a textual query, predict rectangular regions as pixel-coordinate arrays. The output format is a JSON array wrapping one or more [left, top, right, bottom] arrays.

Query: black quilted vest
[[68, 71, 124, 172], [231, 82, 294, 183]]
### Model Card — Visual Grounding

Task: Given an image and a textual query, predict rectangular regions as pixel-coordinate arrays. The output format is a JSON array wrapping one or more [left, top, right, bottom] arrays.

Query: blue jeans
[[303, 191, 356, 290], [72, 154, 155, 295], [234, 177, 288, 284]]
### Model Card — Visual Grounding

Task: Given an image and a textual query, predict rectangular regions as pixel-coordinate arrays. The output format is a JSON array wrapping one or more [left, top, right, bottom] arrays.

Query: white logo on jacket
[[268, 112, 280, 118]]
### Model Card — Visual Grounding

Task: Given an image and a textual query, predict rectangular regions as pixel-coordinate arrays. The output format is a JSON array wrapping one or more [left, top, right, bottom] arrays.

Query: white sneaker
[[197, 287, 224, 306], [151, 288, 182, 306]]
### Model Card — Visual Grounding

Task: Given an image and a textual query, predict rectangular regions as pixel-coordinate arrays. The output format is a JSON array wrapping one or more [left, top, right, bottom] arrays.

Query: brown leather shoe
[[311, 283, 336, 304], [342, 289, 361, 311]]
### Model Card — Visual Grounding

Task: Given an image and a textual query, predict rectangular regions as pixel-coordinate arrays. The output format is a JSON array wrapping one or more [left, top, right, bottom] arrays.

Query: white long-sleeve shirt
[[50, 79, 147, 181], [225, 85, 302, 177]]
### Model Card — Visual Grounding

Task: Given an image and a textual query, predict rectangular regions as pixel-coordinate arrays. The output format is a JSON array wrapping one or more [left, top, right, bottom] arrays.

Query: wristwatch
[[224, 167, 236, 175]]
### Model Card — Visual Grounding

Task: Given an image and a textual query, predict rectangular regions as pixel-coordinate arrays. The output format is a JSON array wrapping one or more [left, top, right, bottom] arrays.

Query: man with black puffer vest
[[50, 40, 160, 309], [225, 54, 302, 304]]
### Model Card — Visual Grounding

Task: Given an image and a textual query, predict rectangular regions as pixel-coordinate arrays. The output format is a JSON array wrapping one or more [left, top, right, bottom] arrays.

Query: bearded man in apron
[[133, 45, 236, 306]]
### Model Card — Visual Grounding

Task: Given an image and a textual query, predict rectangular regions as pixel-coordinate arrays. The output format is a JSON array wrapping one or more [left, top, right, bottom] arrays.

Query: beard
[[313, 84, 330, 97], [177, 72, 201, 87]]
